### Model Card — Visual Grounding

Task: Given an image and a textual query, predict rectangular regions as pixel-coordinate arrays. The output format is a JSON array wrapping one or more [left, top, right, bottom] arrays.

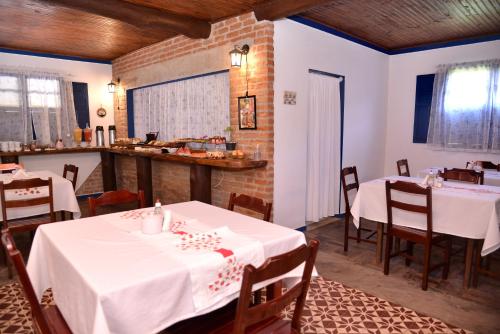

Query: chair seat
[[43, 305, 72, 333], [392, 226, 449, 244], [6, 214, 52, 233]]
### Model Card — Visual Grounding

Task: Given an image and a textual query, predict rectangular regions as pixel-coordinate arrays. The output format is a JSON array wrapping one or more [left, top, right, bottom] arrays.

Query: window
[[0, 70, 79, 146], [420, 59, 500, 152]]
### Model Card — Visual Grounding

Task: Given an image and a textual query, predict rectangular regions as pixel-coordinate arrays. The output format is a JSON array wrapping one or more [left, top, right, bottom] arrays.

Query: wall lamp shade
[[230, 44, 249, 67], [107, 78, 120, 93]]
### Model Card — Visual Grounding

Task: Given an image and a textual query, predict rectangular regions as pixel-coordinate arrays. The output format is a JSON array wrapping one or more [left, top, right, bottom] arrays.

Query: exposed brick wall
[[75, 163, 103, 195], [112, 13, 274, 215]]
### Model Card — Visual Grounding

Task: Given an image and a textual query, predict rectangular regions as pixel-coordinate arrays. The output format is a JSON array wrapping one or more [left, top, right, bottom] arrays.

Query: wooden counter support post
[[136, 156, 153, 207], [100, 151, 116, 191], [190, 165, 212, 204]]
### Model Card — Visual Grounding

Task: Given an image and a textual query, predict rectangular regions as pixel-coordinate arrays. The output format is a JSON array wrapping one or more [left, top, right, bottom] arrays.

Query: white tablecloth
[[418, 167, 500, 187], [351, 176, 500, 256], [27, 201, 308, 334], [0, 170, 80, 220]]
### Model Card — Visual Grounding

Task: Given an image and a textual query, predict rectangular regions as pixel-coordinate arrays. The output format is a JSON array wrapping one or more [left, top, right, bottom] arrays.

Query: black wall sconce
[[108, 78, 121, 110], [229, 44, 249, 68]]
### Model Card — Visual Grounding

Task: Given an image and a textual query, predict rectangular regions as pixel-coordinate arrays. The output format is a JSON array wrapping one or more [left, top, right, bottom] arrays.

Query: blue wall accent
[[72, 82, 90, 131], [288, 16, 500, 55], [0, 48, 112, 64], [126, 69, 230, 137], [413, 74, 435, 143], [126, 89, 135, 138]]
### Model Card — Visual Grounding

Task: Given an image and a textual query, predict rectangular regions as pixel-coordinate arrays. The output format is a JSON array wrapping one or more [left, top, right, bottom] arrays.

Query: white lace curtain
[[0, 68, 77, 146], [133, 72, 230, 141], [427, 59, 500, 152]]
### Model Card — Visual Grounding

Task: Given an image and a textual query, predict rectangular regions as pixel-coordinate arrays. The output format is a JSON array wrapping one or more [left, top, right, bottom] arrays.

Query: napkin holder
[[141, 212, 163, 234]]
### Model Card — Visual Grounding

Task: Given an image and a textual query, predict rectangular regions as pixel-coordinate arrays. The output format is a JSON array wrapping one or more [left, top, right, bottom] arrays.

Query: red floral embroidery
[[177, 231, 222, 251], [14, 188, 41, 196], [119, 210, 145, 220], [208, 256, 245, 292], [169, 220, 186, 233]]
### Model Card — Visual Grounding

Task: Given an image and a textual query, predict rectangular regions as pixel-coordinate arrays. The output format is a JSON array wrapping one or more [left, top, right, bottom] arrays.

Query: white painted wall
[[384, 41, 500, 176], [273, 19, 389, 229], [0, 52, 113, 192]]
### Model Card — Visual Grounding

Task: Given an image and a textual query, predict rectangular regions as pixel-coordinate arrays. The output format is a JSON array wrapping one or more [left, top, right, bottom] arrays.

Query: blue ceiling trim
[[388, 34, 500, 55], [288, 15, 389, 54], [288, 16, 500, 56], [0, 48, 112, 64]]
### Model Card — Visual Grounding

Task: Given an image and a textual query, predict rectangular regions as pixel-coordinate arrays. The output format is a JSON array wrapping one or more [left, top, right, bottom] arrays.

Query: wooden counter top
[[107, 148, 267, 170], [0, 147, 105, 157]]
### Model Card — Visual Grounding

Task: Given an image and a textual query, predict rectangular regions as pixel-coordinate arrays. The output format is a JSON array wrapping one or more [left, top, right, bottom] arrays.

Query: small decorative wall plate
[[97, 107, 107, 118]]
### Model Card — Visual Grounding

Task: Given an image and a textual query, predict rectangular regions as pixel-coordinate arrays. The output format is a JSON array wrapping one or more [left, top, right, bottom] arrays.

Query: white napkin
[[11, 168, 30, 180]]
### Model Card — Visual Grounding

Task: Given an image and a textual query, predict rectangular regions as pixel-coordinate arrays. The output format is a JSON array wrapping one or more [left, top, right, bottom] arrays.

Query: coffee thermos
[[96, 126, 105, 147], [108, 125, 116, 145]]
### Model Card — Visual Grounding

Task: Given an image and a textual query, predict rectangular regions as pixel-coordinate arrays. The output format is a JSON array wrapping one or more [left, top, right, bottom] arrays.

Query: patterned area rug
[[0, 277, 470, 334]]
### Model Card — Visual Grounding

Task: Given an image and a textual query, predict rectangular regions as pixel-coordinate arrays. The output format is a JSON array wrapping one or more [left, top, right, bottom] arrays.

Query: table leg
[[100, 151, 116, 191], [190, 165, 212, 204], [463, 238, 474, 289], [136, 156, 153, 207], [376, 222, 383, 264]]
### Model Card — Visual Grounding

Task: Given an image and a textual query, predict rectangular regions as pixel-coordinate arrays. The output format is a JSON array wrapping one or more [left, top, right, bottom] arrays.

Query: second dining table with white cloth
[[0, 170, 81, 220], [418, 167, 500, 187], [350, 176, 500, 287], [27, 201, 309, 334]]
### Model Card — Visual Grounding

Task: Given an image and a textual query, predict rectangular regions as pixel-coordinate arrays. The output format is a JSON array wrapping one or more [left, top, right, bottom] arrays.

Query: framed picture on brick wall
[[238, 95, 257, 130]]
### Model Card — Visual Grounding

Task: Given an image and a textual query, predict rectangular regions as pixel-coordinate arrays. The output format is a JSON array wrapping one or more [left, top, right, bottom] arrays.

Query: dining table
[[26, 200, 309, 334], [0, 169, 81, 220], [350, 175, 500, 288], [418, 167, 500, 187]]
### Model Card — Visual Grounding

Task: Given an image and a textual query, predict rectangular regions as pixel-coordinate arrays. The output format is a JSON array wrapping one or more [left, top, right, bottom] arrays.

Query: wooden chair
[[87, 189, 145, 217], [227, 193, 272, 222], [1, 228, 72, 334], [396, 159, 410, 177], [0, 177, 55, 277], [472, 241, 499, 287], [341, 166, 378, 252], [166, 240, 319, 334], [62, 164, 79, 189], [384, 180, 451, 290], [439, 168, 484, 185], [467, 161, 499, 170]]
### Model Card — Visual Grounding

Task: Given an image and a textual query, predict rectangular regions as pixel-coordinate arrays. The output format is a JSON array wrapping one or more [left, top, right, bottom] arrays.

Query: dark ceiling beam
[[37, 0, 211, 39], [254, 0, 332, 21]]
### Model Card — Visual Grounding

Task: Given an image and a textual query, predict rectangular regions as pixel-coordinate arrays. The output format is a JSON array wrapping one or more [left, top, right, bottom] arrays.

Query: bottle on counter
[[154, 199, 162, 215], [96, 126, 105, 147], [108, 125, 116, 145]]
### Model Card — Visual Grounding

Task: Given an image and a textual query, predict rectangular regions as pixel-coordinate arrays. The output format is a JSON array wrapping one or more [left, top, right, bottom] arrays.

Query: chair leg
[[395, 237, 401, 253], [422, 243, 432, 291], [383, 234, 393, 275], [253, 289, 262, 305], [343, 215, 349, 252], [472, 240, 482, 288], [356, 221, 361, 243], [442, 239, 451, 280], [405, 241, 414, 267]]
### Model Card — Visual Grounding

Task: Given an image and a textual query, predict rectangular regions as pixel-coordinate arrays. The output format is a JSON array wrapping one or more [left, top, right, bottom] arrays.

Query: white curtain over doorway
[[305, 72, 342, 222]]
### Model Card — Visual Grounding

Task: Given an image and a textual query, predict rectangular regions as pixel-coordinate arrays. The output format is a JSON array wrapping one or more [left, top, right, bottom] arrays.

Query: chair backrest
[[227, 193, 272, 222], [475, 161, 498, 170], [385, 180, 432, 237], [232, 239, 319, 334], [396, 159, 410, 177], [62, 164, 79, 189], [340, 166, 359, 215], [0, 178, 55, 226], [439, 168, 484, 185], [88, 189, 145, 216], [1, 228, 52, 333]]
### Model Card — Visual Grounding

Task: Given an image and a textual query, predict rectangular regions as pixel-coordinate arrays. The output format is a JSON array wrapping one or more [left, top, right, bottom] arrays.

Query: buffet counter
[[0, 147, 267, 206]]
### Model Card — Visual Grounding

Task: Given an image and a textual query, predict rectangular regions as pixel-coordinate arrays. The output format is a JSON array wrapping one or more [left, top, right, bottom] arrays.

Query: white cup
[[141, 212, 163, 234], [8, 141, 15, 152], [14, 142, 21, 152], [0, 142, 7, 152]]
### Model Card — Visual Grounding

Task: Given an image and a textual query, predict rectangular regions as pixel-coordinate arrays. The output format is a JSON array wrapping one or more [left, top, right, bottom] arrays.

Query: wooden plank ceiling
[[0, 0, 498, 61], [301, 0, 500, 50]]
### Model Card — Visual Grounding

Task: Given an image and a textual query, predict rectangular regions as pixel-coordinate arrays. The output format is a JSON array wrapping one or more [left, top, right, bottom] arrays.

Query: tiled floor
[[1, 203, 499, 333], [306, 218, 500, 334]]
